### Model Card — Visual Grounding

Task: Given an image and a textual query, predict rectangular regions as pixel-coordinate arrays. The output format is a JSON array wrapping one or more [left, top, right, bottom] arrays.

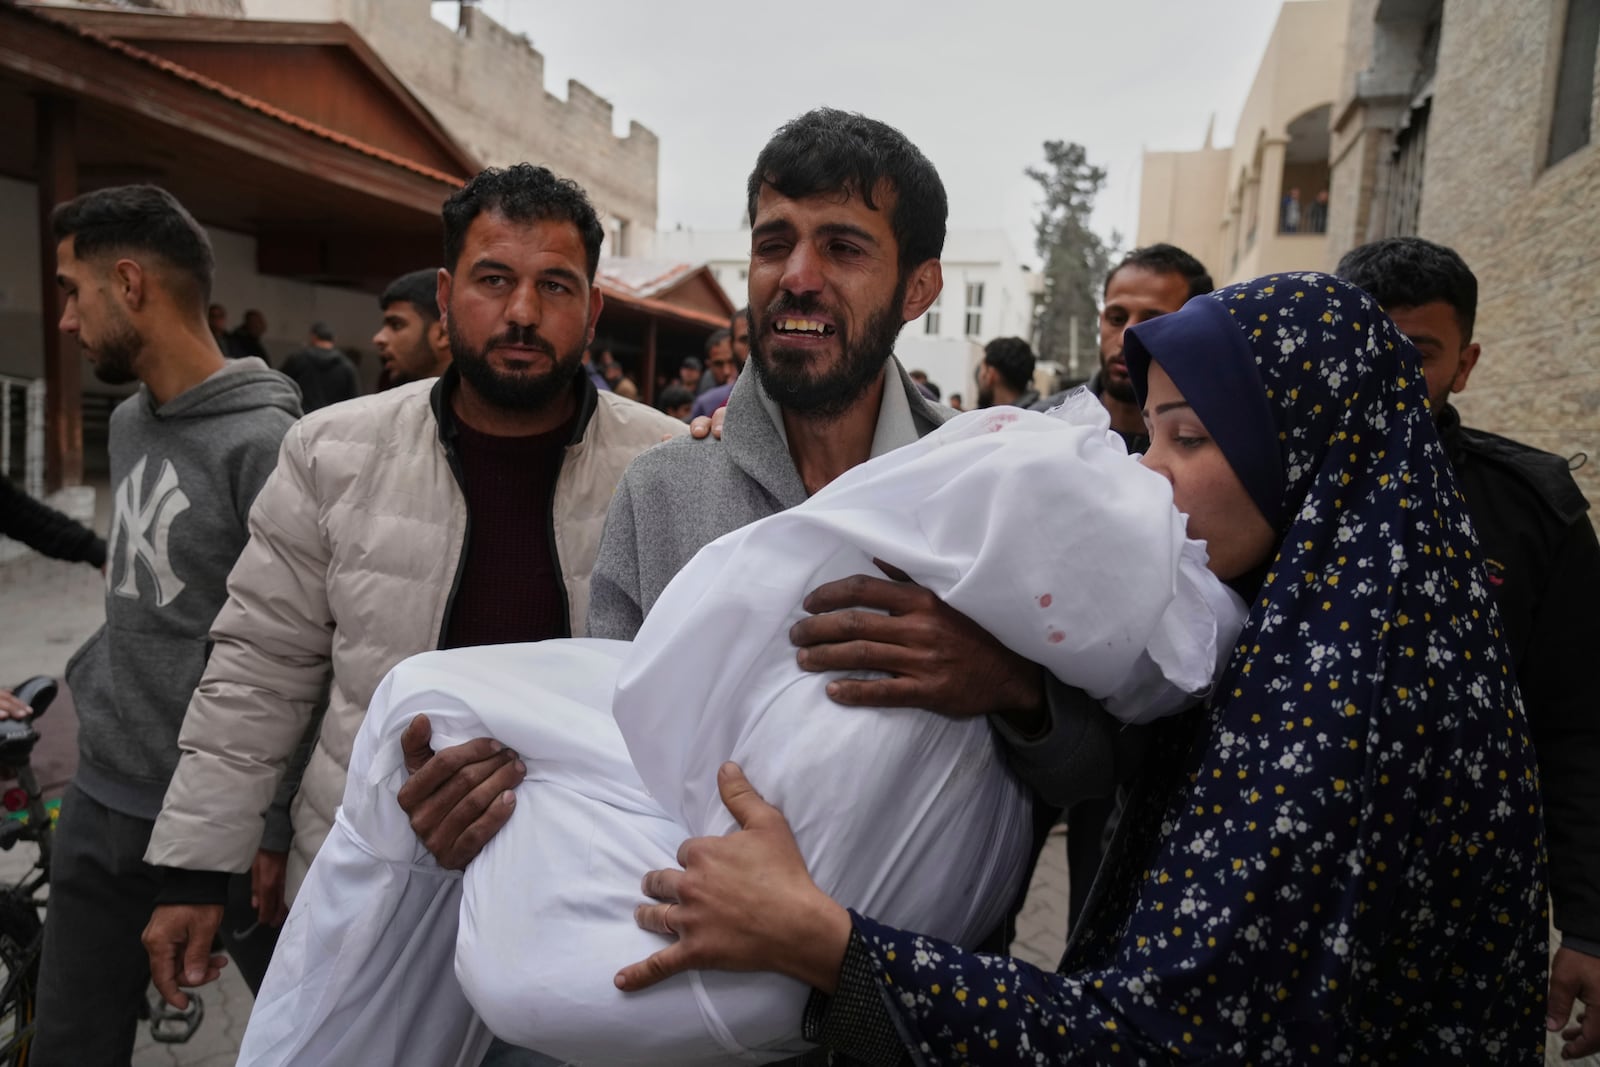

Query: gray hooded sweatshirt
[[67, 357, 301, 820]]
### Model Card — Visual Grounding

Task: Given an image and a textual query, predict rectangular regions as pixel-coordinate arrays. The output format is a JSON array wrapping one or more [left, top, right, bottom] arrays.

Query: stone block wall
[[244, 0, 658, 243], [1330, 1, 1599, 503], [1420, 2, 1599, 501]]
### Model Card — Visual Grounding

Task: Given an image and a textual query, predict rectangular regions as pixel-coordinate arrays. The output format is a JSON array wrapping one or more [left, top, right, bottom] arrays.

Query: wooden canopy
[[0, 1, 698, 484]]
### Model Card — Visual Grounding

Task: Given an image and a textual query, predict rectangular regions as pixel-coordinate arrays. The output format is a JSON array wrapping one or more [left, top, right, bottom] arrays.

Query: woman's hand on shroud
[[616, 762, 852, 995]]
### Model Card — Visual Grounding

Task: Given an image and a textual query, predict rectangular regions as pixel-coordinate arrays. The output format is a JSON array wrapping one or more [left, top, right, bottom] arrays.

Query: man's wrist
[[995, 668, 1049, 738]]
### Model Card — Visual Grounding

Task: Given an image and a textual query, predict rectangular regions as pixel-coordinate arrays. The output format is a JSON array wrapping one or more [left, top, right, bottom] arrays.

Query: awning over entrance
[[594, 260, 736, 397], [2, 0, 472, 487]]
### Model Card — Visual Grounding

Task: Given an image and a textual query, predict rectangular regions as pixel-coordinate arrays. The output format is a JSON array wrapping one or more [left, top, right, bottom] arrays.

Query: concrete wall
[[243, 0, 659, 249], [207, 229, 386, 392], [1233, 229, 1332, 281], [1224, 0, 1350, 186], [1136, 147, 1230, 277], [1415, 0, 1600, 498]]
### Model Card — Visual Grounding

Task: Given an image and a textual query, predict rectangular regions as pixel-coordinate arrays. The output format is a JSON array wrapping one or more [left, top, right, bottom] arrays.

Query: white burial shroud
[[238, 396, 1246, 1067]]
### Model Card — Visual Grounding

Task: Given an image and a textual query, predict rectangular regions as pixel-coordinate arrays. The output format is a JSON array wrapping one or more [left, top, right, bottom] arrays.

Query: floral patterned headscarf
[[1078, 273, 1547, 1059]]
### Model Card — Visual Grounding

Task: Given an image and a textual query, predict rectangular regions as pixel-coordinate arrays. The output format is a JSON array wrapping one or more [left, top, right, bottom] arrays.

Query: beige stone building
[[1136, 0, 1350, 284], [1329, 0, 1600, 500], [1139, 0, 1600, 502]]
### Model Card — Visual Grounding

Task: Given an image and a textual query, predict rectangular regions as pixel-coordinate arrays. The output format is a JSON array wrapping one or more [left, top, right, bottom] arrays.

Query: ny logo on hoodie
[[110, 456, 192, 607]]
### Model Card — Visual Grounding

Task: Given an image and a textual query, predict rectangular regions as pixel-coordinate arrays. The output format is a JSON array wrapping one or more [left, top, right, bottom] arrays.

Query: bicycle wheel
[[0, 895, 41, 1067]]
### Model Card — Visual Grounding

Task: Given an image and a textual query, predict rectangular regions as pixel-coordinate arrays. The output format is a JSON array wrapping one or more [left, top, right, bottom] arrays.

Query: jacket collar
[[428, 365, 600, 451], [1435, 400, 1463, 456]]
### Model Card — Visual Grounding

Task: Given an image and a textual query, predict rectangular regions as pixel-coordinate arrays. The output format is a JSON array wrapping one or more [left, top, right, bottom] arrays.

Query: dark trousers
[[1065, 794, 1120, 936], [221, 868, 281, 995], [33, 783, 160, 1067], [32, 782, 282, 1065]]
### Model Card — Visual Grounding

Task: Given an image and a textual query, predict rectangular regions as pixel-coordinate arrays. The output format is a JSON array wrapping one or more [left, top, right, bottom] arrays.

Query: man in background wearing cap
[[281, 321, 360, 411]]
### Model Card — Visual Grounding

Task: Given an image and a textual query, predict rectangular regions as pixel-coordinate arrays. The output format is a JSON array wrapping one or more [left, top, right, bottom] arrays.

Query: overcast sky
[[439, 0, 1290, 265]]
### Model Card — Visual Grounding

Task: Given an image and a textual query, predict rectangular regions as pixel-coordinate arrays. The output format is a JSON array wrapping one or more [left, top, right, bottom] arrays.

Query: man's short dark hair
[[441, 165, 605, 281], [704, 328, 731, 354], [381, 269, 442, 323], [310, 321, 335, 342], [50, 184, 215, 306], [731, 306, 749, 330], [747, 108, 947, 274], [1104, 243, 1213, 301], [680, 356, 703, 372], [658, 384, 694, 412], [1335, 236, 1478, 342], [983, 337, 1036, 392]]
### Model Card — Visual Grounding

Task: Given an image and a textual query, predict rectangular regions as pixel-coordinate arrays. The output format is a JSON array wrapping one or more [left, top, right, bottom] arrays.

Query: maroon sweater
[[442, 411, 577, 649]]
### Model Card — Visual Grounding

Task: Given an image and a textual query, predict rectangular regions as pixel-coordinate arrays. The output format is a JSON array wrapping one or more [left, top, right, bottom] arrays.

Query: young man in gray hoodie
[[33, 184, 301, 1067]]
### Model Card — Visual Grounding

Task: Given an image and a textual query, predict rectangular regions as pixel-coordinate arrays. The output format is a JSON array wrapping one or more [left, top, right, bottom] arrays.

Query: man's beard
[[388, 336, 438, 387], [87, 313, 141, 386], [750, 280, 905, 421], [447, 315, 582, 412], [1100, 349, 1136, 404]]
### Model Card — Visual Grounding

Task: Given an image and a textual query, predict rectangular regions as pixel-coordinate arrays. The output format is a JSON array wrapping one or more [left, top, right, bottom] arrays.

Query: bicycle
[[0, 676, 58, 1066], [0, 678, 205, 1066]]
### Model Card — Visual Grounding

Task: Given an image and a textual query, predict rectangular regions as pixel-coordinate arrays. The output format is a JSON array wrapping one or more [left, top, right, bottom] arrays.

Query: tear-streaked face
[[746, 184, 905, 418]]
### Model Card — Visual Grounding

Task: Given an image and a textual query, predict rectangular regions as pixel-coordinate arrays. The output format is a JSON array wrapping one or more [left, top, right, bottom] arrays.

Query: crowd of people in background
[[189, 238, 1048, 432], [7, 102, 1597, 1067]]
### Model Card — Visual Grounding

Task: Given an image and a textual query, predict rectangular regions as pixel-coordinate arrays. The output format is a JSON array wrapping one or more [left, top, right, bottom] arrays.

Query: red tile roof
[[22, 3, 466, 188]]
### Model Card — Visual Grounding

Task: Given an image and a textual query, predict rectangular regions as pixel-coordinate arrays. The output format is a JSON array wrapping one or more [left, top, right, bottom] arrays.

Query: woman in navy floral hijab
[[622, 274, 1548, 1063]]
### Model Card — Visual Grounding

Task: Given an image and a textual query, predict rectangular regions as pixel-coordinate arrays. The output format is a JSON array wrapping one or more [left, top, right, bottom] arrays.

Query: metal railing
[[0, 375, 45, 499], [1383, 99, 1431, 239]]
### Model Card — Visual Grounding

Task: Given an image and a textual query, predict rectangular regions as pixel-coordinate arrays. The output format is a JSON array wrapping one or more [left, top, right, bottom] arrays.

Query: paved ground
[[0, 546, 1591, 1065]]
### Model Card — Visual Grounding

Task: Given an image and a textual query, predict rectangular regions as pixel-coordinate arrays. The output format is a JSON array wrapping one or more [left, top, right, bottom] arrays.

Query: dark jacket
[[0, 476, 105, 568], [1012, 386, 1042, 410], [281, 346, 361, 413], [1033, 372, 1148, 452], [1437, 403, 1600, 949], [225, 325, 270, 363]]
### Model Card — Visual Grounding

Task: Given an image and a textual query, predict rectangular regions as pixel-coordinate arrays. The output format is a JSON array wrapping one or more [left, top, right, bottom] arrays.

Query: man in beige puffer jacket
[[140, 164, 685, 1012]]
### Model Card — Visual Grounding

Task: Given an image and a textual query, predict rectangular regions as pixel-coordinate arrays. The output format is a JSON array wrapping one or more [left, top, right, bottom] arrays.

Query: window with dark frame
[[1548, 0, 1600, 167]]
